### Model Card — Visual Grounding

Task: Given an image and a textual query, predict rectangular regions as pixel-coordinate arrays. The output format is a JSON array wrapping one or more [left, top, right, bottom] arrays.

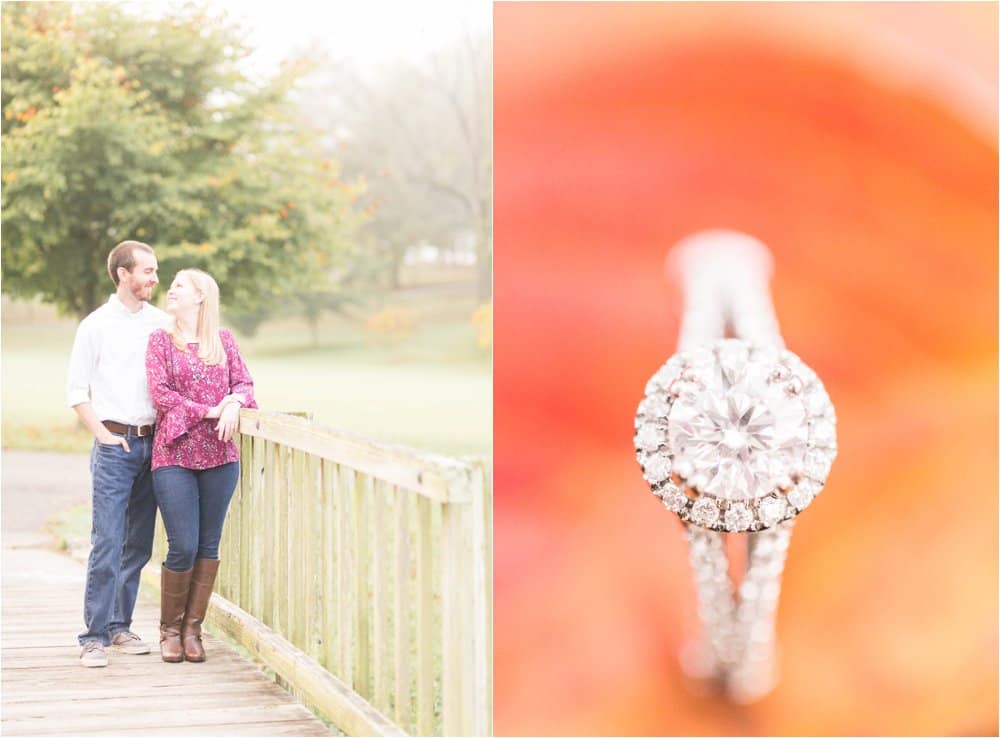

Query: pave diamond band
[[635, 231, 836, 701]]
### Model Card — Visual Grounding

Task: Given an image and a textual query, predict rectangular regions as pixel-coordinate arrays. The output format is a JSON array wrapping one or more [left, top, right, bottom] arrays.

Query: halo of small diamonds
[[635, 339, 836, 531]]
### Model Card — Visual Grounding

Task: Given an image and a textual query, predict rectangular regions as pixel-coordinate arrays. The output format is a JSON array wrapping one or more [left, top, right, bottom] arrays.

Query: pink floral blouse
[[145, 328, 257, 471]]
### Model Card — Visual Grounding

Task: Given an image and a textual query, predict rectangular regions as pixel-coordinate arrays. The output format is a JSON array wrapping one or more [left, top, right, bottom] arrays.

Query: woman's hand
[[216, 402, 240, 442], [206, 394, 241, 419]]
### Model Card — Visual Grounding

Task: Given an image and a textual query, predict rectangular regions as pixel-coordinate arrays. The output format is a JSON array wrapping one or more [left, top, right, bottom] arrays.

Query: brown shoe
[[160, 565, 192, 663], [181, 557, 220, 662]]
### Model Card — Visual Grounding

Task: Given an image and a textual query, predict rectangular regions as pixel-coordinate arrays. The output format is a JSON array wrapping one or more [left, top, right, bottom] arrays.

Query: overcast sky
[[206, 0, 490, 74]]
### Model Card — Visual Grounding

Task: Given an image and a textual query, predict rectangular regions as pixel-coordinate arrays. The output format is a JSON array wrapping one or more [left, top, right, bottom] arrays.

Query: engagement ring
[[633, 230, 837, 701]]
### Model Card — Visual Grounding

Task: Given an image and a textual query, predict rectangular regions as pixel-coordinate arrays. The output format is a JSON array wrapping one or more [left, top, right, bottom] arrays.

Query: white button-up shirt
[[66, 294, 170, 425]]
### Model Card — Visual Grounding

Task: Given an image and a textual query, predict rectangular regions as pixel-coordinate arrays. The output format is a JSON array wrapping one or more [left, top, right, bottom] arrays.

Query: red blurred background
[[493, 3, 998, 736]]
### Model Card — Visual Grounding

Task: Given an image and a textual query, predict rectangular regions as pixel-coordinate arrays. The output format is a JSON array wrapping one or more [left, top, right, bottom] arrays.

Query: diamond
[[645, 360, 683, 394], [661, 486, 687, 513], [638, 394, 670, 419], [769, 364, 791, 382], [635, 423, 664, 452], [637, 341, 834, 512], [757, 496, 787, 526], [804, 449, 833, 480], [641, 454, 672, 484], [810, 419, 836, 447], [690, 498, 719, 526], [717, 339, 749, 368], [688, 347, 715, 368], [786, 481, 818, 511], [724, 502, 753, 531], [804, 386, 832, 417], [752, 345, 782, 365], [782, 352, 818, 386], [667, 342, 810, 500], [673, 459, 693, 479], [668, 376, 701, 399]]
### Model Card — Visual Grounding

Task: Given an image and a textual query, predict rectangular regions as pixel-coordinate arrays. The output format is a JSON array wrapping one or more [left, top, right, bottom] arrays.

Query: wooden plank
[[2, 675, 276, 700], [208, 595, 405, 737], [415, 496, 435, 737], [483, 463, 494, 733], [246, 434, 260, 615], [305, 452, 321, 661], [468, 465, 490, 737], [219, 436, 245, 605], [1, 703, 318, 735], [260, 439, 276, 630], [238, 410, 474, 503], [52, 719, 333, 737], [273, 443, 289, 634], [354, 473, 372, 700], [393, 488, 410, 730], [47, 720, 334, 737], [322, 459, 338, 676], [1, 653, 251, 671], [373, 478, 389, 712], [2, 689, 295, 719], [289, 448, 305, 650], [440, 502, 464, 736], [338, 465, 355, 689]]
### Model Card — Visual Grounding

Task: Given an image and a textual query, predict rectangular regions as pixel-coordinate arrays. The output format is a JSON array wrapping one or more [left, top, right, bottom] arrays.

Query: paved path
[[2, 451, 90, 548], [1, 451, 335, 736]]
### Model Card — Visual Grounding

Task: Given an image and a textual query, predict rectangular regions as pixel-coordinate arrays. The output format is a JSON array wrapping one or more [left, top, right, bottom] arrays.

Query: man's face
[[120, 250, 159, 302]]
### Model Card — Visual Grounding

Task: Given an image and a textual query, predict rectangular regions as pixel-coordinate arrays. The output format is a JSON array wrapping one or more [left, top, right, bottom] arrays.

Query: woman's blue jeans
[[151, 462, 239, 572]]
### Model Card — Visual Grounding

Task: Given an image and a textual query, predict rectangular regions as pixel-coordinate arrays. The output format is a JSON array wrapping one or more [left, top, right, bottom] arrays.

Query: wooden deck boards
[[2, 546, 337, 737]]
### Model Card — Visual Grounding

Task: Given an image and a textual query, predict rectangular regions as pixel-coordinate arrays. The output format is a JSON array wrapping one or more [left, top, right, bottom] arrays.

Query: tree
[[1, 2, 366, 321], [304, 30, 492, 299]]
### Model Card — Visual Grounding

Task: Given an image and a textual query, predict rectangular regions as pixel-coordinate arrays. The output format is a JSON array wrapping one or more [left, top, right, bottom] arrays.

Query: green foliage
[[2, 1, 367, 319]]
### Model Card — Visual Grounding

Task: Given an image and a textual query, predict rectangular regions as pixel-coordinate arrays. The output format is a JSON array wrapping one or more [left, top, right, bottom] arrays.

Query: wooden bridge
[[2, 410, 492, 737]]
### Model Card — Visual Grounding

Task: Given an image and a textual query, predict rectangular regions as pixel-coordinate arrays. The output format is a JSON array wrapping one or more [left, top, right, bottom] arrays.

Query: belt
[[102, 421, 155, 437]]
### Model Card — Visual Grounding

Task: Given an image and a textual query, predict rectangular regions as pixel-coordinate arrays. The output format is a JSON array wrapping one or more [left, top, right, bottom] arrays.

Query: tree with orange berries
[[1, 2, 366, 327]]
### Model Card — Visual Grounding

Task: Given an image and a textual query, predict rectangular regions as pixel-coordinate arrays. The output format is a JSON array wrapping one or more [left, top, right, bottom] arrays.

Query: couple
[[66, 240, 257, 667]]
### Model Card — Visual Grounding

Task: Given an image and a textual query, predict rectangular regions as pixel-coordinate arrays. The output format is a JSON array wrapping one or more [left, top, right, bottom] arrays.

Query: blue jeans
[[152, 463, 239, 572], [79, 433, 157, 646]]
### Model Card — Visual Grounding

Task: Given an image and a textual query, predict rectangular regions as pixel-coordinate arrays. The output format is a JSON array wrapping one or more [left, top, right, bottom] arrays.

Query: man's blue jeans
[[79, 434, 157, 646], [152, 462, 239, 572]]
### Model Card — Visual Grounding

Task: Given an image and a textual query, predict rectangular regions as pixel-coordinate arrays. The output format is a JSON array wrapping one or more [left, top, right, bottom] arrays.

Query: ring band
[[634, 230, 838, 702]]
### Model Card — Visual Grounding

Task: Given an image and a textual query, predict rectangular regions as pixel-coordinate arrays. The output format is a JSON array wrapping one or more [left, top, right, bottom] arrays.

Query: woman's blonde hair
[[166, 268, 225, 366]]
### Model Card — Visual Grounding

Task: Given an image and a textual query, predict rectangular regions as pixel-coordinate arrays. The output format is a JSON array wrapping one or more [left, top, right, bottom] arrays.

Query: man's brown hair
[[107, 240, 154, 286]]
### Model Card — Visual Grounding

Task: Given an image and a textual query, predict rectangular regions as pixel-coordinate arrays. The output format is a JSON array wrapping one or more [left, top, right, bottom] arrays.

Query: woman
[[145, 268, 257, 663]]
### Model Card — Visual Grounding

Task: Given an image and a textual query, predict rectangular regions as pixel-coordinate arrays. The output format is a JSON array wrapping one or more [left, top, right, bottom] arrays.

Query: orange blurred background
[[493, 3, 998, 736]]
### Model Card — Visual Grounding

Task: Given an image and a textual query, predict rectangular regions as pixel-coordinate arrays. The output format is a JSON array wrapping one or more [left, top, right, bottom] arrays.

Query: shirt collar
[[107, 293, 148, 316]]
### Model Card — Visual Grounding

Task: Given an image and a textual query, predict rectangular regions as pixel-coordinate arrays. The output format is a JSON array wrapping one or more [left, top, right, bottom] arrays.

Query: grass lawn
[[2, 289, 491, 459]]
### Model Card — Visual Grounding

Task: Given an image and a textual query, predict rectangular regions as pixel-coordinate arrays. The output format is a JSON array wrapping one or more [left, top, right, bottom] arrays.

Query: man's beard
[[128, 280, 152, 302]]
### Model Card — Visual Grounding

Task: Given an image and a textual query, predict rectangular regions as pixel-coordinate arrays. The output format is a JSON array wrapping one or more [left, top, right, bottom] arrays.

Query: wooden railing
[[144, 409, 491, 737]]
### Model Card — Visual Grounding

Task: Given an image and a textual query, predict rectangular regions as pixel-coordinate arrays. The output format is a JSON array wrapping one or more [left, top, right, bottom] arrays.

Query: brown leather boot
[[181, 557, 220, 662], [159, 565, 192, 663]]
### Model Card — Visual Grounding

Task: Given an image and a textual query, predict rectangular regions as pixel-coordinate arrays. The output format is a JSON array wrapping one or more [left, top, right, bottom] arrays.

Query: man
[[66, 240, 169, 667]]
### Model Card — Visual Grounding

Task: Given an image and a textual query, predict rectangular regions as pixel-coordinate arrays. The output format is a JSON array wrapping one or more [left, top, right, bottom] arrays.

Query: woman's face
[[165, 274, 202, 316]]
